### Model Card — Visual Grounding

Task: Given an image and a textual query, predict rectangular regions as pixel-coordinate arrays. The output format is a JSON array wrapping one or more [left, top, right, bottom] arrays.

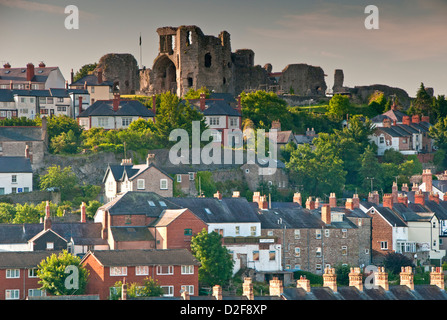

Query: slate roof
[[0, 250, 58, 268], [151, 208, 190, 227], [83, 249, 200, 266], [103, 163, 173, 184], [256, 206, 324, 229], [376, 122, 431, 138], [166, 196, 260, 223], [0, 66, 60, 84], [265, 130, 295, 144], [0, 222, 107, 246], [0, 126, 43, 142], [0, 156, 32, 173], [78, 99, 154, 118], [202, 99, 241, 117], [371, 109, 407, 123], [70, 74, 113, 87], [110, 226, 155, 242], [98, 191, 181, 217], [0, 88, 88, 101], [433, 180, 447, 193]]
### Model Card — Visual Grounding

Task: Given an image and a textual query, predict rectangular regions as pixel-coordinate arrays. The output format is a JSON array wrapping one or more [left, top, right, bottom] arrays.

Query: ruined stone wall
[[278, 64, 327, 96], [349, 84, 411, 108], [95, 53, 140, 94]]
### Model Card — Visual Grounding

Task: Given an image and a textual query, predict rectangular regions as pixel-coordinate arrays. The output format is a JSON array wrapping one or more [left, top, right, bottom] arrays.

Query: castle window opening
[[186, 31, 192, 45], [187, 77, 193, 87], [204, 53, 212, 68]]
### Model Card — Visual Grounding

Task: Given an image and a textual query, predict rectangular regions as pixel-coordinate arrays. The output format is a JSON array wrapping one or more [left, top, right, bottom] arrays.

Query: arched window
[[204, 53, 212, 68]]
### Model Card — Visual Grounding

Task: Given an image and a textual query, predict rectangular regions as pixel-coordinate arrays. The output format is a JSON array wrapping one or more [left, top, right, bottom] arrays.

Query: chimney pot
[[232, 191, 240, 198], [214, 191, 223, 201], [323, 267, 337, 292], [293, 192, 302, 206], [80, 202, 87, 223], [26, 63, 35, 81], [113, 93, 120, 111], [243, 277, 254, 300], [200, 93, 206, 111], [349, 267, 363, 291], [212, 285, 223, 300], [329, 193, 337, 208], [269, 277, 283, 296], [321, 204, 331, 225], [305, 197, 315, 210]]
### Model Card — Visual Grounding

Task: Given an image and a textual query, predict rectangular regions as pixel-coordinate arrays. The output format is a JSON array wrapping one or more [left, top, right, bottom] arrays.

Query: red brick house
[[0, 251, 55, 300], [81, 249, 200, 299]]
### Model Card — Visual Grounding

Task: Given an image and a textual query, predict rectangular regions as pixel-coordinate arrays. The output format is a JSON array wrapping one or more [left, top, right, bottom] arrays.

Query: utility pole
[[366, 177, 374, 192]]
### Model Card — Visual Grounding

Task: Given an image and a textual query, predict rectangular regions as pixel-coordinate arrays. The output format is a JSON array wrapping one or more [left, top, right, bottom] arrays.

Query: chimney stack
[[397, 193, 408, 207], [152, 95, 157, 114], [414, 190, 425, 206], [269, 277, 283, 297], [78, 96, 83, 115], [429, 192, 440, 204], [236, 95, 242, 113], [258, 195, 268, 210], [368, 191, 379, 205], [293, 192, 302, 206], [80, 202, 87, 223], [3, 62, 11, 69], [430, 267, 445, 290], [70, 68, 74, 84], [383, 193, 393, 209], [25, 145, 30, 159], [305, 197, 315, 210], [214, 191, 223, 201], [212, 285, 223, 300], [401, 183, 409, 192], [402, 115, 411, 126], [399, 266, 414, 290], [253, 191, 261, 204], [199, 93, 206, 111], [38, 61, 45, 68], [315, 197, 321, 209], [349, 267, 363, 291], [321, 204, 331, 225], [422, 169, 433, 192], [296, 275, 311, 293], [421, 115, 430, 123], [323, 267, 337, 292], [392, 182, 398, 203], [146, 153, 155, 166], [44, 201, 52, 230], [271, 120, 281, 131], [97, 69, 103, 84], [352, 194, 360, 209], [26, 63, 35, 81], [232, 191, 240, 198], [101, 211, 108, 240], [412, 183, 419, 192], [329, 193, 337, 208], [375, 267, 389, 291], [411, 115, 420, 124], [345, 198, 354, 210], [113, 93, 120, 111], [243, 277, 254, 300]]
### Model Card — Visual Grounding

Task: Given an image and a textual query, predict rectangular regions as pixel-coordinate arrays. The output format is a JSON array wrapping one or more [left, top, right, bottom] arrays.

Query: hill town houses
[[0, 57, 444, 300]]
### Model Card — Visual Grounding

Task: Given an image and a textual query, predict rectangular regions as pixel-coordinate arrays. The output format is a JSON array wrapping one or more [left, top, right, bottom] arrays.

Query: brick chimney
[[3, 62, 11, 68], [411, 115, 420, 124], [101, 211, 108, 240], [399, 266, 414, 290], [297, 276, 311, 293], [352, 194, 360, 209], [392, 182, 398, 203], [80, 202, 86, 223], [323, 267, 337, 292], [71, 68, 74, 84], [383, 193, 393, 209], [26, 63, 35, 81], [269, 277, 283, 297], [414, 190, 425, 206], [236, 95, 242, 113], [293, 192, 302, 206], [315, 197, 321, 209], [65, 80, 69, 89], [113, 93, 120, 111], [411, 183, 419, 192], [383, 118, 391, 128], [321, 204, 331, 225], [146, 153, 155, 166], [243, 277, 254, 300], [232, 191, 240, 198], [444, 193, 447, 202], [97, 69, 103, 84], [345, 198, 354, 210], [199, 92, 206, 111], [38, 61, 46, 68], [368, 191, 379, 205], [397, 193, 408, 207], [212, 285, 223, 300], [329, 193, 337, 208], [429, 192, 440, 204], [421, 115, 430, 123], [78, 96, 83, 115], [271, 120, 281, 131], [214, 191, 222, 201], [430, 267, 445, 290], [401, 183, 409, 192], [402, 115, 411, 126], [25, 145, 30, 159], [349, 267, 363, 291], [44, 201, 52, 230], [305, 197, 315, 210], [422, 169, 433, 192], [253, 191, 261, 203], [152, 95, 157, 114], [258, 195, 268, 210], [375, 267, 389, 291]]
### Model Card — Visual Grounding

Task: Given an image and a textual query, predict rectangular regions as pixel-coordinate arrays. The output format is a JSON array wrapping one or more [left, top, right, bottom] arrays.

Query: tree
[[110, 277, 164, 300], [183, 86, 210, 100], [383, 252, 414, 276], [0, 203, 16, 223], [358, 145, 383, 193], [51, 129, 79, 154], [429, 117, 447, 168], [39, 165, 78, 201], [190, 229, 234, 287], [409, 83, 433, 117], [73, 63, 97, 83], [240, 91, 291, 130], [37, 250, 89, 295], [327, 94, 350, 119], [12, 203, 41, 224]]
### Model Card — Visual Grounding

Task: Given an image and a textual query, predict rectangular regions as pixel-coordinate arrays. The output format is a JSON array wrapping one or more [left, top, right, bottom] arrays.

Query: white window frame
[[6, 269, 20, 278], [341, 246, 348, 255], [181, 265, 194, 275], [316, 229, 322, 239], [136, 266, 149, 276], [181, 285, 194, 295], [161, 286, 174, 297], [160, 179, 168, 190], [316, 247, 322, 257], [157, 265, 174, 275], [110, 266, 127, 276], [28, 289, 44, 297], [137, 179, 145, 190], [46, 242, 54, 250], [28, 268, 38, 278], [5, 289, 19, 300], [177, 175, 182, 183], [380, 241, 388, 250]]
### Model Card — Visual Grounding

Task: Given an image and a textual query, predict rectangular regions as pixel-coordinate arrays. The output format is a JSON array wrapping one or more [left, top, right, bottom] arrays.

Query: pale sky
[[0, 0, 446, 96]]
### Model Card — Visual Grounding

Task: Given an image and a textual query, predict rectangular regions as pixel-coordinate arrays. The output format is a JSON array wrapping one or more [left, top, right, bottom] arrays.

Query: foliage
[[407, 83, 433, 118], [195, 171, 217, 197], [183, 87, 211, 100], [429, 117, 447, 169], [367, 91, 387, 115], [190, 229, 234, 287], [110, 277, 164, 300], [12, 203, 41, 224], [383, 252, 414, 276], [37, 250, 89, 295], [335, 264, 352, 286], [39, 165, 78, 201], [73, 63, 97, 83], [293, 270, 323, 286], [86, 200, 102, 219], [0, 116, 37, 127], [51, 129, 79, 154], [327, 94, 350, 119], [0, 203, 16, 223]]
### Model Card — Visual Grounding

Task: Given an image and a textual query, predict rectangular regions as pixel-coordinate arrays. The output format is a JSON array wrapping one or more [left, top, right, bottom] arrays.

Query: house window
[[136, 266, 149, 276], [188, 172, 195, 181], [209, 117, 220, 126], [211, 131, 222, 142], [24, 187, 29, 193], [325, 229, 330, 238], [57, 98, 64, 103], [46, 97, 53, 104], [5, 289, 19, 300], [316, 247, 322, 257], [342, 229, 347, 238], [184, 229, 192, 236], [110, 267, 127, 276], [0, 188, 4, 195], [98, 117, 109, 127], [160, 179, 168, 190], [90, 86, 95, 93], [11, 175, 17, 184], [341, 246, 348, 255], [28, 268, 38, 278], [269, 251, 276, 261], [380, 241, 388, 250], [379, 137, 385, 144], [316, 230, 321, 239], [137, 179, 145, 190], [235, 226, 240, 235], [250, 226, 257, 236], [40, 109, 48, 115], [6, 269, 20, 278], [46, 242, 54, 250], [253, 251, 259, 261], [267, 230, 273, 236], [57, 106, 67, 112], [181, 285, 194, 295], [11, 187, 17, 193], [295, 247, 301, 257], [229, 117, 238, 127], [122, 117, 132, 127], [316, 264, 322, 273], [28, 289, 44, 297], [294, 230, 300, 239], [125, 215, 131, 225], [161, 286, 174, 297], [181, 265, 194, 275], [157, 265, 174, 275], [177, 175, 182, 183]]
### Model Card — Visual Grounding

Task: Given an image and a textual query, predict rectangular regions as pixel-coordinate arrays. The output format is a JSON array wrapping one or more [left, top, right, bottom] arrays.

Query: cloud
[[0, 0, 98, 19]]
